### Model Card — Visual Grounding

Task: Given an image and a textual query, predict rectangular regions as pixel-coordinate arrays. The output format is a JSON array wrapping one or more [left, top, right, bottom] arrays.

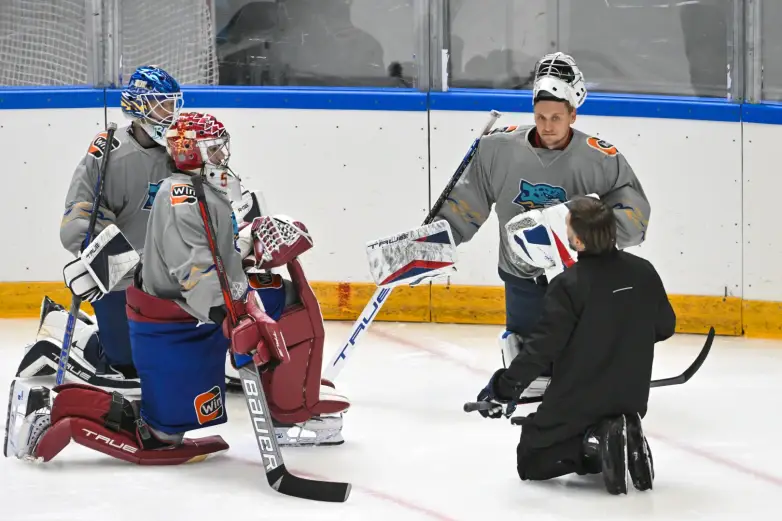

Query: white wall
[[742, 122, 782, 302], [0, 108, 107, 281], [2, 107, 774, 301]]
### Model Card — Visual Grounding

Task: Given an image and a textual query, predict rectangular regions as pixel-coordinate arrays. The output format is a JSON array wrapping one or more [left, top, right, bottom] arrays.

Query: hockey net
[[0, 0, 218, 87]]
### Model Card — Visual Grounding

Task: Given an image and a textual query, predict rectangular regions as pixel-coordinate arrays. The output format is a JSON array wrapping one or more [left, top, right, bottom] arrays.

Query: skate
[[273, 414, 345, 447], [584, 415, 628, 495], [625, 413, 654, 491], [4, 379, 52, 461]]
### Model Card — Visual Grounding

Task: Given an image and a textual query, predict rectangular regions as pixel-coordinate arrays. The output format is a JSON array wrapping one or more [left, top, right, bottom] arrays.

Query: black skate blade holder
[[464, 327, 716, 427]]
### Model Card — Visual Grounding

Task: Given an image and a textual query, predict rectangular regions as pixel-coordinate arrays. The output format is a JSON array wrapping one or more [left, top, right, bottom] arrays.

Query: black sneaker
[[596, 415, 628, 495], [625, 413, 654, 491]]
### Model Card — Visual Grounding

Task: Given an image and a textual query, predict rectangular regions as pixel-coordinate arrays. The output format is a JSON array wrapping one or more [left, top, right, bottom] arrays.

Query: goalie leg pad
[[16, 297, 140, 394], [260, 260, 350, 424], [126, 286, 230, 435], [32, 383, 228, 464]]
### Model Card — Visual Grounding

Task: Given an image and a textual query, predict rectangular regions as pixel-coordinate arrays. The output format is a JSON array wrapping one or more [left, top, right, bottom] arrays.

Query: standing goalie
[[435, 52, 651, 394]]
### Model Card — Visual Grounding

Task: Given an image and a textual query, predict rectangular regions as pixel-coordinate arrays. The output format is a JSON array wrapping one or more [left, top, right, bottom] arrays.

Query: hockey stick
[[324, 110, 503, 382], [463, 326, 716, 414], [55, 122, 118, 386], [191, 176, 351, 503]]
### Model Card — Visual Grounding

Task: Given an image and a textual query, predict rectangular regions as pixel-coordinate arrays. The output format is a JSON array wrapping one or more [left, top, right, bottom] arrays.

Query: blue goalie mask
[[120, 65, 184, 145]]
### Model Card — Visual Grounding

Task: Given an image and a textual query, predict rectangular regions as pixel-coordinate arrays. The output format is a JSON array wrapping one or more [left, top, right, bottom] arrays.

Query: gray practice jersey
[[142, 173, 248, 323], [60, 125, 171, 290], [436, 126, 650, 280]]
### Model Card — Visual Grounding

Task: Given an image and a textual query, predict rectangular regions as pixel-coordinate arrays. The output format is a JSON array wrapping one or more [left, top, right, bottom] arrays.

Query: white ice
[[1, 317, 781, 520]]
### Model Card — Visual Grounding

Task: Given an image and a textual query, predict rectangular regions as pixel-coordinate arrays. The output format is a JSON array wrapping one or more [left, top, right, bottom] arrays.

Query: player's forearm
[[59, 202, 115, 255], [436, 193, 489, 246], [613, 204, 649, 248]]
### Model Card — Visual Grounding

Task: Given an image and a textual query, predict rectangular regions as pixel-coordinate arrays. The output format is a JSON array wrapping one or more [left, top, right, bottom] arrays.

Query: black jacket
[[497, 248, 676, 448]]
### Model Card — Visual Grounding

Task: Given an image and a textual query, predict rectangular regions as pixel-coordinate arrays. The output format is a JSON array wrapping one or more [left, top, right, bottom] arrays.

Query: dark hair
[[567, 196, 616, 254]]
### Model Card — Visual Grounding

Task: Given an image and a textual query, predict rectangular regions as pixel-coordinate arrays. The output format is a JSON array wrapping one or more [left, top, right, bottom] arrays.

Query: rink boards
[[0, 88, 779, 338]]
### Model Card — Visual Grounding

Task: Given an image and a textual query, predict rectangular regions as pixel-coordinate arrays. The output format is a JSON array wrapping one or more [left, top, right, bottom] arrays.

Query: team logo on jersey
[[586, 137, 618, 156], [87, 131, 121, 159], [487, 125, 519, 135], [194, 386, 224, 425], [143, 181, 161, 210], [512, 180, 567, 210], [170, 184, 197, 205]]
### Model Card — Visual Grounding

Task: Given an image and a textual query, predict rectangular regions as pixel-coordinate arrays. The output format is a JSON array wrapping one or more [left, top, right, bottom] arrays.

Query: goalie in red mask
[[4, 113, 349, 465]]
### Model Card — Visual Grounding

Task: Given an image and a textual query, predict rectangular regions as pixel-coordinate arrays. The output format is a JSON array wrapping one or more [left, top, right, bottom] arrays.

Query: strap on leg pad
[[52, 383, 138, 436]]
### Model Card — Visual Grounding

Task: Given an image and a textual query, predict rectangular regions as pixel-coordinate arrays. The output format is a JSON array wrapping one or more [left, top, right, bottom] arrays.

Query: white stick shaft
[[323, 286, 391, 381]]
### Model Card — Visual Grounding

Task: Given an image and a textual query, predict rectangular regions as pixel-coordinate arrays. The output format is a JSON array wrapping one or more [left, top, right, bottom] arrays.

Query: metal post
[[728, 0, 745, 102], [429, 0, 446, 91], [85, 0, 105, 87], [745, 0, 762, 102], [413, 0, 433, 91]]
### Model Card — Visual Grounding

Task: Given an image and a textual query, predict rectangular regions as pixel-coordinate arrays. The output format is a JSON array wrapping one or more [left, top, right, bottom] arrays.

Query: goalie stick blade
[[271, 464, 352, 503], [650, 326, 715, 388], [237, 364, 351, 503]]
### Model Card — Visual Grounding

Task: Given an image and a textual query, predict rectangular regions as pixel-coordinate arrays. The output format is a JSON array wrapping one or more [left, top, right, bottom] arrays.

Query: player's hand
[[62, 258, 104, 303], [476, 369, 513, 419], [228, 292, 290, 367]]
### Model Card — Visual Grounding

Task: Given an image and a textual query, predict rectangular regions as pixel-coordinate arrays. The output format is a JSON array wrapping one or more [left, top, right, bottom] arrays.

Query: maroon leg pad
[[51, 383, 119, 424], [262, 260, 349, 424], [37, 384, 229, 465], [35, 417, 76, 462], [136, 436, 229, 466]]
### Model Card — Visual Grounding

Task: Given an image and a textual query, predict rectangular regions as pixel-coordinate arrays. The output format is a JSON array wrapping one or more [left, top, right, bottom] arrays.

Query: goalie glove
[[63, 224, 140, 302], [226, 291, 290, 367], [366, 220, 457, 288], [505, 194, 599, 281], [249, 215, 314, 270]]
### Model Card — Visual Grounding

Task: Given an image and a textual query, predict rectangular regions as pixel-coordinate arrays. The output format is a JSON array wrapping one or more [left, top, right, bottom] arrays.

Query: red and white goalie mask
[[165, 112, 243, 202], [249, 215, 314, 269]]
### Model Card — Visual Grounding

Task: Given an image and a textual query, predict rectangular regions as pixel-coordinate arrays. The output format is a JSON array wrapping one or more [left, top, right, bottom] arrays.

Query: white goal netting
[[119, 0, 218, 86], [0, 0, 89, 86], [0, 0, 218, 87]]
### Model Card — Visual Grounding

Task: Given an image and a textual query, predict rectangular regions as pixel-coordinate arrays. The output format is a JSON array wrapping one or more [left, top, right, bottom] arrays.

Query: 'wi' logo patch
[[171, 184, 197, 206], [194, 386, 224, 425]]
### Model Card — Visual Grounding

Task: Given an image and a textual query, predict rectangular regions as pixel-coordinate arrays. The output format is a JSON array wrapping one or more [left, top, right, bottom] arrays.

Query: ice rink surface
[[1, 318, 780, 520]]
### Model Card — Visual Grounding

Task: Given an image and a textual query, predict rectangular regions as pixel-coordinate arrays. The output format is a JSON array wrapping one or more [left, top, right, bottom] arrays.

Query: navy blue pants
[[130, 283, 289, 434], [130, 319, 230, 434], [92, 290, 133, 367], [504, 276, 547, 338]]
